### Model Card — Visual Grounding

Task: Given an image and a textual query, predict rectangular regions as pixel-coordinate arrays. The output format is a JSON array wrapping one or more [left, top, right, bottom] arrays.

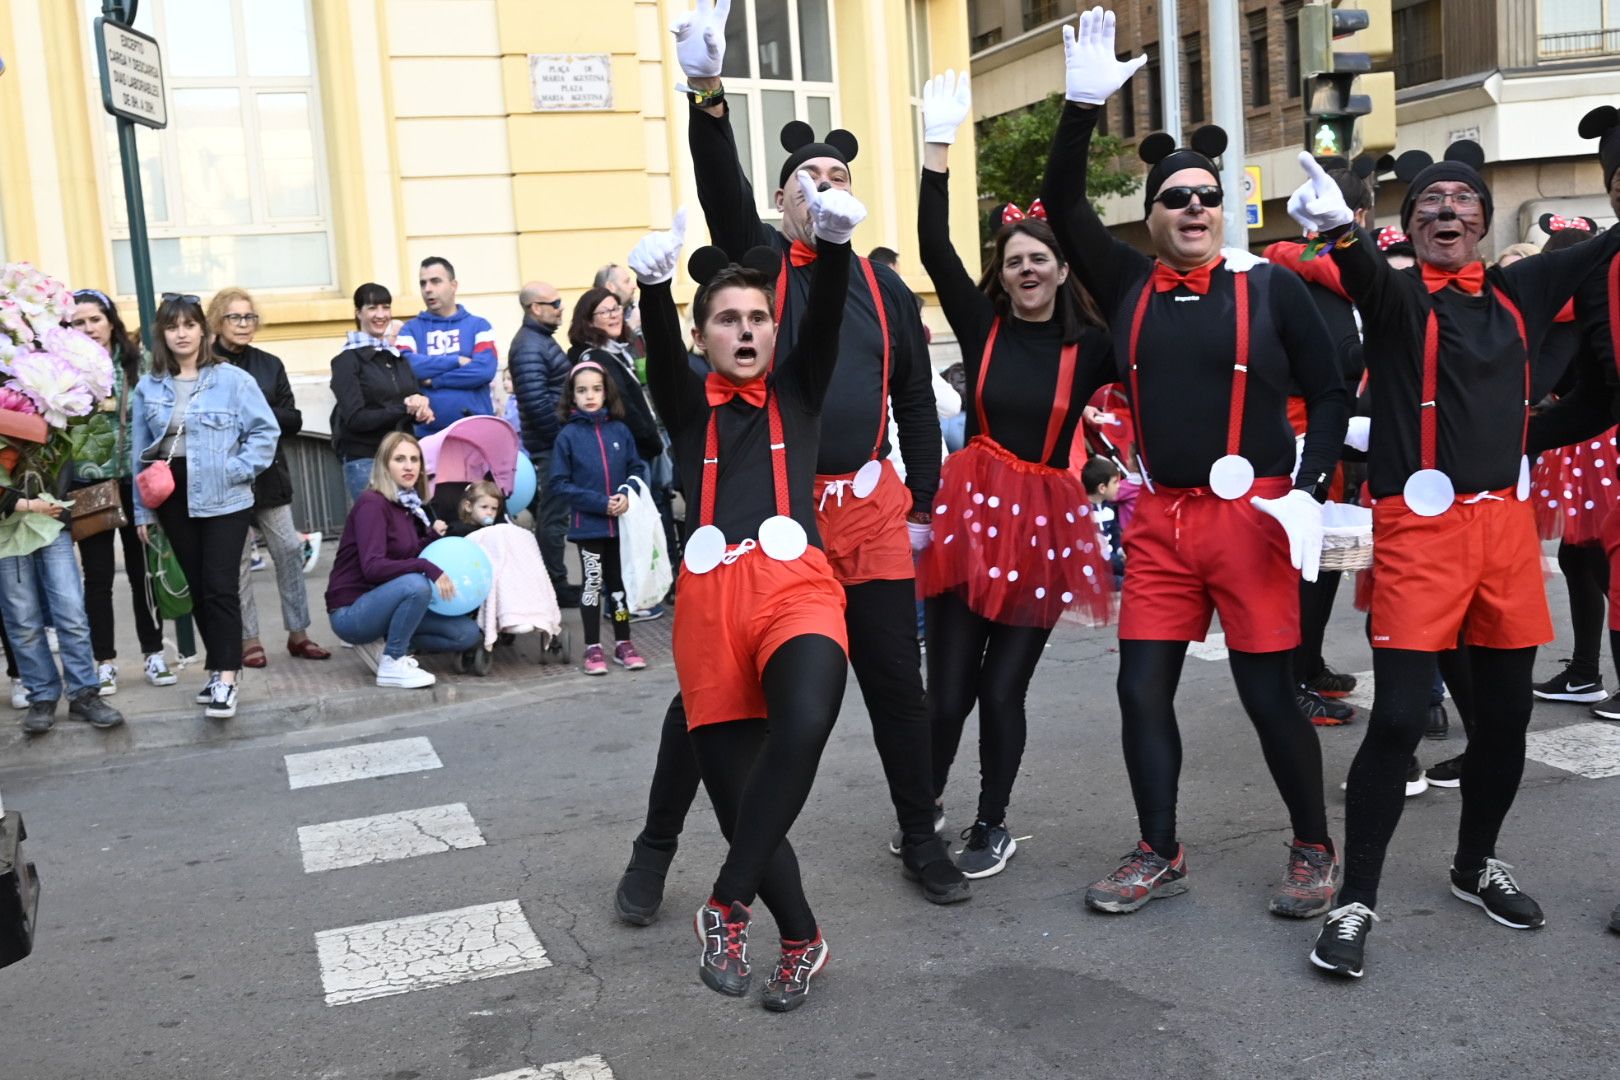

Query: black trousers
[[576, 537, 629, 646], [1340, 645, 1536, 909], [1557, 540, 1608, 680], [1294, 570, 1343, 683], [1116, 639, 1330, 855], [690, 634, 846, 942], [152, 460, 251, 673], [926, 590, 1053, 828], [78, 477, 163, 660]]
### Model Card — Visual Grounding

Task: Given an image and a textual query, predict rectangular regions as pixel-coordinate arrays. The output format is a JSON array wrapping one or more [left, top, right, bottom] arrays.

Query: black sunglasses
[[1154, 185, 1223, 210], [160, 291, 201, 304], [533, 298, 563, 310]]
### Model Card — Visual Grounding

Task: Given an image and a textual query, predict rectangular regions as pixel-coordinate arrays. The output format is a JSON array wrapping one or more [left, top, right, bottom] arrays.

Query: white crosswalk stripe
[[1525, 721, 1620, 778], [297, 803, 485, 873], [315, 899, 551, 1006], [1186, 633, 1228, 662], [285, 737, 442, 790], [476, 1057, 616, 1080]]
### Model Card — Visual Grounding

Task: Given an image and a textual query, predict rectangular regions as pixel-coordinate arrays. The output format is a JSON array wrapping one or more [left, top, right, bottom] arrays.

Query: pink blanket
[[468, 524, 562, 649]]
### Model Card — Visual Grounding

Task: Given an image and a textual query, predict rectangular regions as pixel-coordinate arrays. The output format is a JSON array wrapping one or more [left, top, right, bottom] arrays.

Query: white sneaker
[[301, 532, 323, 574], [97, 661, 118, 697], [10, 678, 29, 710], [376, 654, 436, 689], [144, 652, 178, 687], [205, 680, 238, 719], [352, 639, 383, 674]]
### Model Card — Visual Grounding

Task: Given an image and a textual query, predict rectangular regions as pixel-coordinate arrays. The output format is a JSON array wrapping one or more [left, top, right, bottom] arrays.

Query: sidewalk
[[0, 541, 671, 766]]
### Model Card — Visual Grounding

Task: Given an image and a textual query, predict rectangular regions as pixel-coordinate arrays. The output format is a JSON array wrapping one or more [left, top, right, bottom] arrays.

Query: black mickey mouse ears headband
[[1579, 105, 1620, 192], [1395, 139, 1494, 231], [1140, 125, 1228, 214], [688, 244, 783, 317], [777, 120, 860, 190]]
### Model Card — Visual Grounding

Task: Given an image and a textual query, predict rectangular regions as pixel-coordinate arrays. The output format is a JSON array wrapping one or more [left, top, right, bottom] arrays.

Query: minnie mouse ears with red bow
[[1579, 106, 1620, 192], [1138, 125, 1228, 214], [1395, 139, 1493, 230], [777, 120, 859, 190], [1540, 213, 1598, 235], [1000, 199, 1048, 227]]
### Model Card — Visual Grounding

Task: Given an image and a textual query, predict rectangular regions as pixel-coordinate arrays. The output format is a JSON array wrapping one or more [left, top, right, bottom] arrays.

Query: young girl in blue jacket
[[549, 360, 649, 675]]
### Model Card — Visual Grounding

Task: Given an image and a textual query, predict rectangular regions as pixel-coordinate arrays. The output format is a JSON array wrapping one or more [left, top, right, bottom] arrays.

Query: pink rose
[[0, 386, 39, 415]]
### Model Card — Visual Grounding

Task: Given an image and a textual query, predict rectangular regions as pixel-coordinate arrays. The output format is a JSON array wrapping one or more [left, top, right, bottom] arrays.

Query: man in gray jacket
[[508, 280, 578, 605]]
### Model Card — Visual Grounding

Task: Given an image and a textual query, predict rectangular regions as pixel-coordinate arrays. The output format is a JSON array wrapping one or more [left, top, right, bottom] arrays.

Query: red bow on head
[[706, 371, 768, 409], [1546, 214, 1595, 234], [1151, 257, 1221, 295], [1422, 261, 1486, 295], [1000, 199, 1047, 226], [1375, 226, 1410, 251]]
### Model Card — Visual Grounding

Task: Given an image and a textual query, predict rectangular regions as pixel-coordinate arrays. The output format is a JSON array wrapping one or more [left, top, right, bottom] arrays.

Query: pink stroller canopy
[[420, 415, 521, 494]]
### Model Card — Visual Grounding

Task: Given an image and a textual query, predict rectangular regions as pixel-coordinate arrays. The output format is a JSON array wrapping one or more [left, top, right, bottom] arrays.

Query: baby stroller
[[420, 416, 569, 673]]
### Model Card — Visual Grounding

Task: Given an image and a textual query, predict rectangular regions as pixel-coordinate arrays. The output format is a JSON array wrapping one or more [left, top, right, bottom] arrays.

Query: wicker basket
[[1319, 502, 1373, 572]]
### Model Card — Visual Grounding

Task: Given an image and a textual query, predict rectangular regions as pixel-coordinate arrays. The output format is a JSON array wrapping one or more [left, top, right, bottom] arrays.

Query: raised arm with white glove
[[800, 170, 866, 246], [626, 208, 688, 286], [671, 0, 731, 89], [921, 69, 972, 146], [1285, 151, 1355, 234], [1250, 488, 1325, 583], [1063, 6, 1147, 106]]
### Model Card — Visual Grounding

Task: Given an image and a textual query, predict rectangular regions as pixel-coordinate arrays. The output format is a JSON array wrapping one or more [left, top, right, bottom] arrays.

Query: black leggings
[[1557, 540, 1608, 680], [153, 461, 251, 673], [1294, 570, 1343, 682], [1116, 640, 1329, 856], [1341, 645, 1536, 909], [79, 478, 163, 660], [690, 634, 846, 941], [927, 590, 1053, 828], [577, 537, 629, 647]]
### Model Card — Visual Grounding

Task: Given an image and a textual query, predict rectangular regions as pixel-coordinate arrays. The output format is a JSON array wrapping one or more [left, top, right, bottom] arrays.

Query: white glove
[[626, 208, 688, 286], [921, 69, 972, 146], [1062, 7, 1147, 106], [1344, 415, 1371, 453], [799, 170, 867, 246], [907, 521, 933, 552], [1250, 488, 1324, 583], [1286, 151, 1354, 233], [671, 0, 731, 82], [1221, 247, 1267, 273]]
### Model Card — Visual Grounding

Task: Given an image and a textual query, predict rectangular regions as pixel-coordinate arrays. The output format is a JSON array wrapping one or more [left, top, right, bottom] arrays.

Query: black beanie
[[777, 121, 859, 190], [1579, 106, 1620, 193], [1395, 141, 1492, 232], [1138, 127, 1228, 214]]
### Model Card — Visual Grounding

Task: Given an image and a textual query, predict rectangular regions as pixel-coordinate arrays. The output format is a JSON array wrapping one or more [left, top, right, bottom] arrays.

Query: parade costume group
[[591, 1, 1620, 1010]]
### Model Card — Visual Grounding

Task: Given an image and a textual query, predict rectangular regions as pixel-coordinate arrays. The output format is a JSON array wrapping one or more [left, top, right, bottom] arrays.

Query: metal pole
[[1158, 0, 1182, 143], [1207, 0, 1248, 251], [116, 118, 157, 352]]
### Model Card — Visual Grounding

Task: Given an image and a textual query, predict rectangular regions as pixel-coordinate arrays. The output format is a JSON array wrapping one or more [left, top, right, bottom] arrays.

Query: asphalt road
[[1, 591, 1615, 1080]]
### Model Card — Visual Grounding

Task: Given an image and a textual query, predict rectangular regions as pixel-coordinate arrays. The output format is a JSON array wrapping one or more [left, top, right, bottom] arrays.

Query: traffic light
[[1299, 1, 1394, 159]]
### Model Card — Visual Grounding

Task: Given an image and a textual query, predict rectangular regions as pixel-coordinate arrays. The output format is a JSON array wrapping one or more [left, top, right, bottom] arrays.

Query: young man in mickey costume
[[1288, 130, 1620, 977]]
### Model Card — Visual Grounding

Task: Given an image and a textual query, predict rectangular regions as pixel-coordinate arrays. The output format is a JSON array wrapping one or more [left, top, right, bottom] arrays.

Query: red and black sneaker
[[1268, 838, 1341, 918], [694, 898, 752, 996], [1305, 667, 1358, 698], [1084, 840, 1189, 914], [761, 932, 828, 1013]]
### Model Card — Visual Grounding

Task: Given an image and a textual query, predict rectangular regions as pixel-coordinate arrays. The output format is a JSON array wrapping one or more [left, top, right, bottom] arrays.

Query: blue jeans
[[0, 529, 99, 700], [342, 458, 373, 502], [328, 573, 480, 659]]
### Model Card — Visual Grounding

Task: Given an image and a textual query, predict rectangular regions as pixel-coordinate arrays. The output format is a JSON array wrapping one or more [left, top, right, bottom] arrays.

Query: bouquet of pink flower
[[0, 262, 118, 554]]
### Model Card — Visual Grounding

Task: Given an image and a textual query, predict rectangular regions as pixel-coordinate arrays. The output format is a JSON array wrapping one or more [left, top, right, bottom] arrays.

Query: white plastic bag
[[619, 476, 673, 611]]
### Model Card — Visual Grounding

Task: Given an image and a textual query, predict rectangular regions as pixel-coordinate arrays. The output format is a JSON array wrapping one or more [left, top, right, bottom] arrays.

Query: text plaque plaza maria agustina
[[529, 54, 613, 111]]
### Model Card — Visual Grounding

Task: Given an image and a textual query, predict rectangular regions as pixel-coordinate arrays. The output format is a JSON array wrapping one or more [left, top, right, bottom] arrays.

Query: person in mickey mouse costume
[[1287, 127, 1620, 978], [613, 0, 968, 927], [625, 171, 863, 1012], [1041, 8, 1350, 921]]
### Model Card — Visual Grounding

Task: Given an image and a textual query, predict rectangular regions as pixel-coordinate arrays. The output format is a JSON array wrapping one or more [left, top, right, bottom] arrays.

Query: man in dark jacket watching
[[508, 280, 578, 604]]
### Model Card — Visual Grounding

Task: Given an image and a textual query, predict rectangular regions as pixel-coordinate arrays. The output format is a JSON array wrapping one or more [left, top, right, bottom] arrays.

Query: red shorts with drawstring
[[1118, 475, 1300, 653], [1369, 490, 1552, 651], [813, 459, 915, 585], [672, 545, 848, 730]]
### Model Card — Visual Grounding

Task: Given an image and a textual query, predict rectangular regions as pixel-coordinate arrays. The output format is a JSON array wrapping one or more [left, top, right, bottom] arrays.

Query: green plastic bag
[[144, 528, 193, 620]]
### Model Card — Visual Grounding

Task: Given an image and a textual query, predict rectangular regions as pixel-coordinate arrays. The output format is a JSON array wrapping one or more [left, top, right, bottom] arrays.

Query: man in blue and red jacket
[[397, 256, 497, 435]]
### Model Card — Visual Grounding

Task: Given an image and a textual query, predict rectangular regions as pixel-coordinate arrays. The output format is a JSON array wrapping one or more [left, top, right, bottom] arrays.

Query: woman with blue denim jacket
[[130, 294, 278, 720]]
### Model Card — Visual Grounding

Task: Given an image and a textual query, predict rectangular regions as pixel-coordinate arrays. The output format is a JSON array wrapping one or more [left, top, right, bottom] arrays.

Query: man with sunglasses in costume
[[1040, 8, 1349, 920]]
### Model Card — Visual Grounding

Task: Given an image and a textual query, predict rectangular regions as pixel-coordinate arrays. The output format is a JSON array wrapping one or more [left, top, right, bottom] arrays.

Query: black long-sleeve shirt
[[917, 167, 1114, 468], [689, 104, 939, 511], [1041, 103, 1348, 491], [1329, 221, 1620, 496], [643, 241, 852, 547], [1528, 250, 1620, 454]]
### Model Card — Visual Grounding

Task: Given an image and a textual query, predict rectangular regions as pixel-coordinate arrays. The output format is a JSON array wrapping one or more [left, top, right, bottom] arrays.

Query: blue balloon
[[509, 453, 537, 514], [421, 537, 493, 616]]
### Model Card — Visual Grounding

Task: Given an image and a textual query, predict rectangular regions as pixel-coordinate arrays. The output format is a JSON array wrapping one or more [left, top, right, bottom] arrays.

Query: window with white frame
[[82, 0, 335, 296], [720, 0, 838, 213]]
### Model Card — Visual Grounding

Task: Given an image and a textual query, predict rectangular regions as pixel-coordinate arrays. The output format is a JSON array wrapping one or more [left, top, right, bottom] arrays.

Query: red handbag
[[136, 409, 184, 509]]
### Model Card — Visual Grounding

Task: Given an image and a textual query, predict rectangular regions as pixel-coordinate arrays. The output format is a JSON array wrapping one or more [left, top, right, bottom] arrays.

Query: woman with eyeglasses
[[330, 283, 434, 501], [207, 287, 330, 670], [566, 289, 666, 477], [67, 288, 177, 694], [131, 293, 279, 720]]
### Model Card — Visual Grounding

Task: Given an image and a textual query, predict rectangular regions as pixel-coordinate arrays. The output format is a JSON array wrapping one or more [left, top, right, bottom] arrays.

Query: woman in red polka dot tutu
[[913, 70, 1118, 879]]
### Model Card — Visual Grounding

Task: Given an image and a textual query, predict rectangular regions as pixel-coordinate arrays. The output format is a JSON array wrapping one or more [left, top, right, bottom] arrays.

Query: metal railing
[[971, 27, 1004, 52], [1539, 28, 1620, 59], [1021, 0, 1060, 32]]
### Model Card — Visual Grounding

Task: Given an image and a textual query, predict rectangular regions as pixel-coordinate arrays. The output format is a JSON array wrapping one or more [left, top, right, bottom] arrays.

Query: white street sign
[[96, 18, 166, 129]]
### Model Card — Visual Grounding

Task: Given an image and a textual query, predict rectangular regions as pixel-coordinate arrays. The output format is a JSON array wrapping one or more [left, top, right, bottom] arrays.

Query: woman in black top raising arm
[[913, 69, 1118, 881]]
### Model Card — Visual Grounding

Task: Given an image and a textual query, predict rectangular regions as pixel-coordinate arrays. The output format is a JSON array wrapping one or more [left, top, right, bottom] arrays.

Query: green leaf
[[0, 508, 65, 559]]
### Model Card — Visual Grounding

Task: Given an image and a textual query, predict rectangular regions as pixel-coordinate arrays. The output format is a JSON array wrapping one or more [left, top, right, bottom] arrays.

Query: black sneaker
[[1425, 703, 1450, 740], [953, 821, 1016, 879], [1590, 693, 1620, 721], [1425, 754, 1463, 788], [205, 680, 237, 720], [20, 698, 56, 734], [761, 932, 828, 1013], [613, 835, 676, 926], [1406, 761, 1428, 797], [195, 671, 220, 704], [1084, 841, 1189, 913], [68, 689, 125, 729], [900, 834, 971, 904], [1309, 901, 1379, 978], [694, 899, 752, 996], [1298, 687, 1355, 726], [888, 804, 945, 856], [1450, 859, 1545, 929], [1305, 667, 1358, 698], [1533, 663, 1607, 703]]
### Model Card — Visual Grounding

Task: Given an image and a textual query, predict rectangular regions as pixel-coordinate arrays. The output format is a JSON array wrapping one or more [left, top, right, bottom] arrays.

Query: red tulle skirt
[[917, 436, 1114, 629], [1531, 431, 1620, 545]]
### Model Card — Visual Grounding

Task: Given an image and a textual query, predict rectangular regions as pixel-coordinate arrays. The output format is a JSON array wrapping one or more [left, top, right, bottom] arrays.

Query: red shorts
[[813, 460, 914, 585], [672, 545, 848, 730], [1118, 475, 1301, 653], [1369, 491, 1552, 651]]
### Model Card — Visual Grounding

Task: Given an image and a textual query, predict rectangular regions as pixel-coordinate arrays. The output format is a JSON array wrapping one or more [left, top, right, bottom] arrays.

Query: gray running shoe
[[953, 821, 1016, 879]]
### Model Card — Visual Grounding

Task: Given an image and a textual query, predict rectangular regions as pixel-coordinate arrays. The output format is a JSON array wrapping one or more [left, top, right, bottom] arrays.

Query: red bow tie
[[1151, 258, 1221, 294], [789, 239, 818, 268], [1422, 261, 1486, 295], [706, 372, 768, 409]]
